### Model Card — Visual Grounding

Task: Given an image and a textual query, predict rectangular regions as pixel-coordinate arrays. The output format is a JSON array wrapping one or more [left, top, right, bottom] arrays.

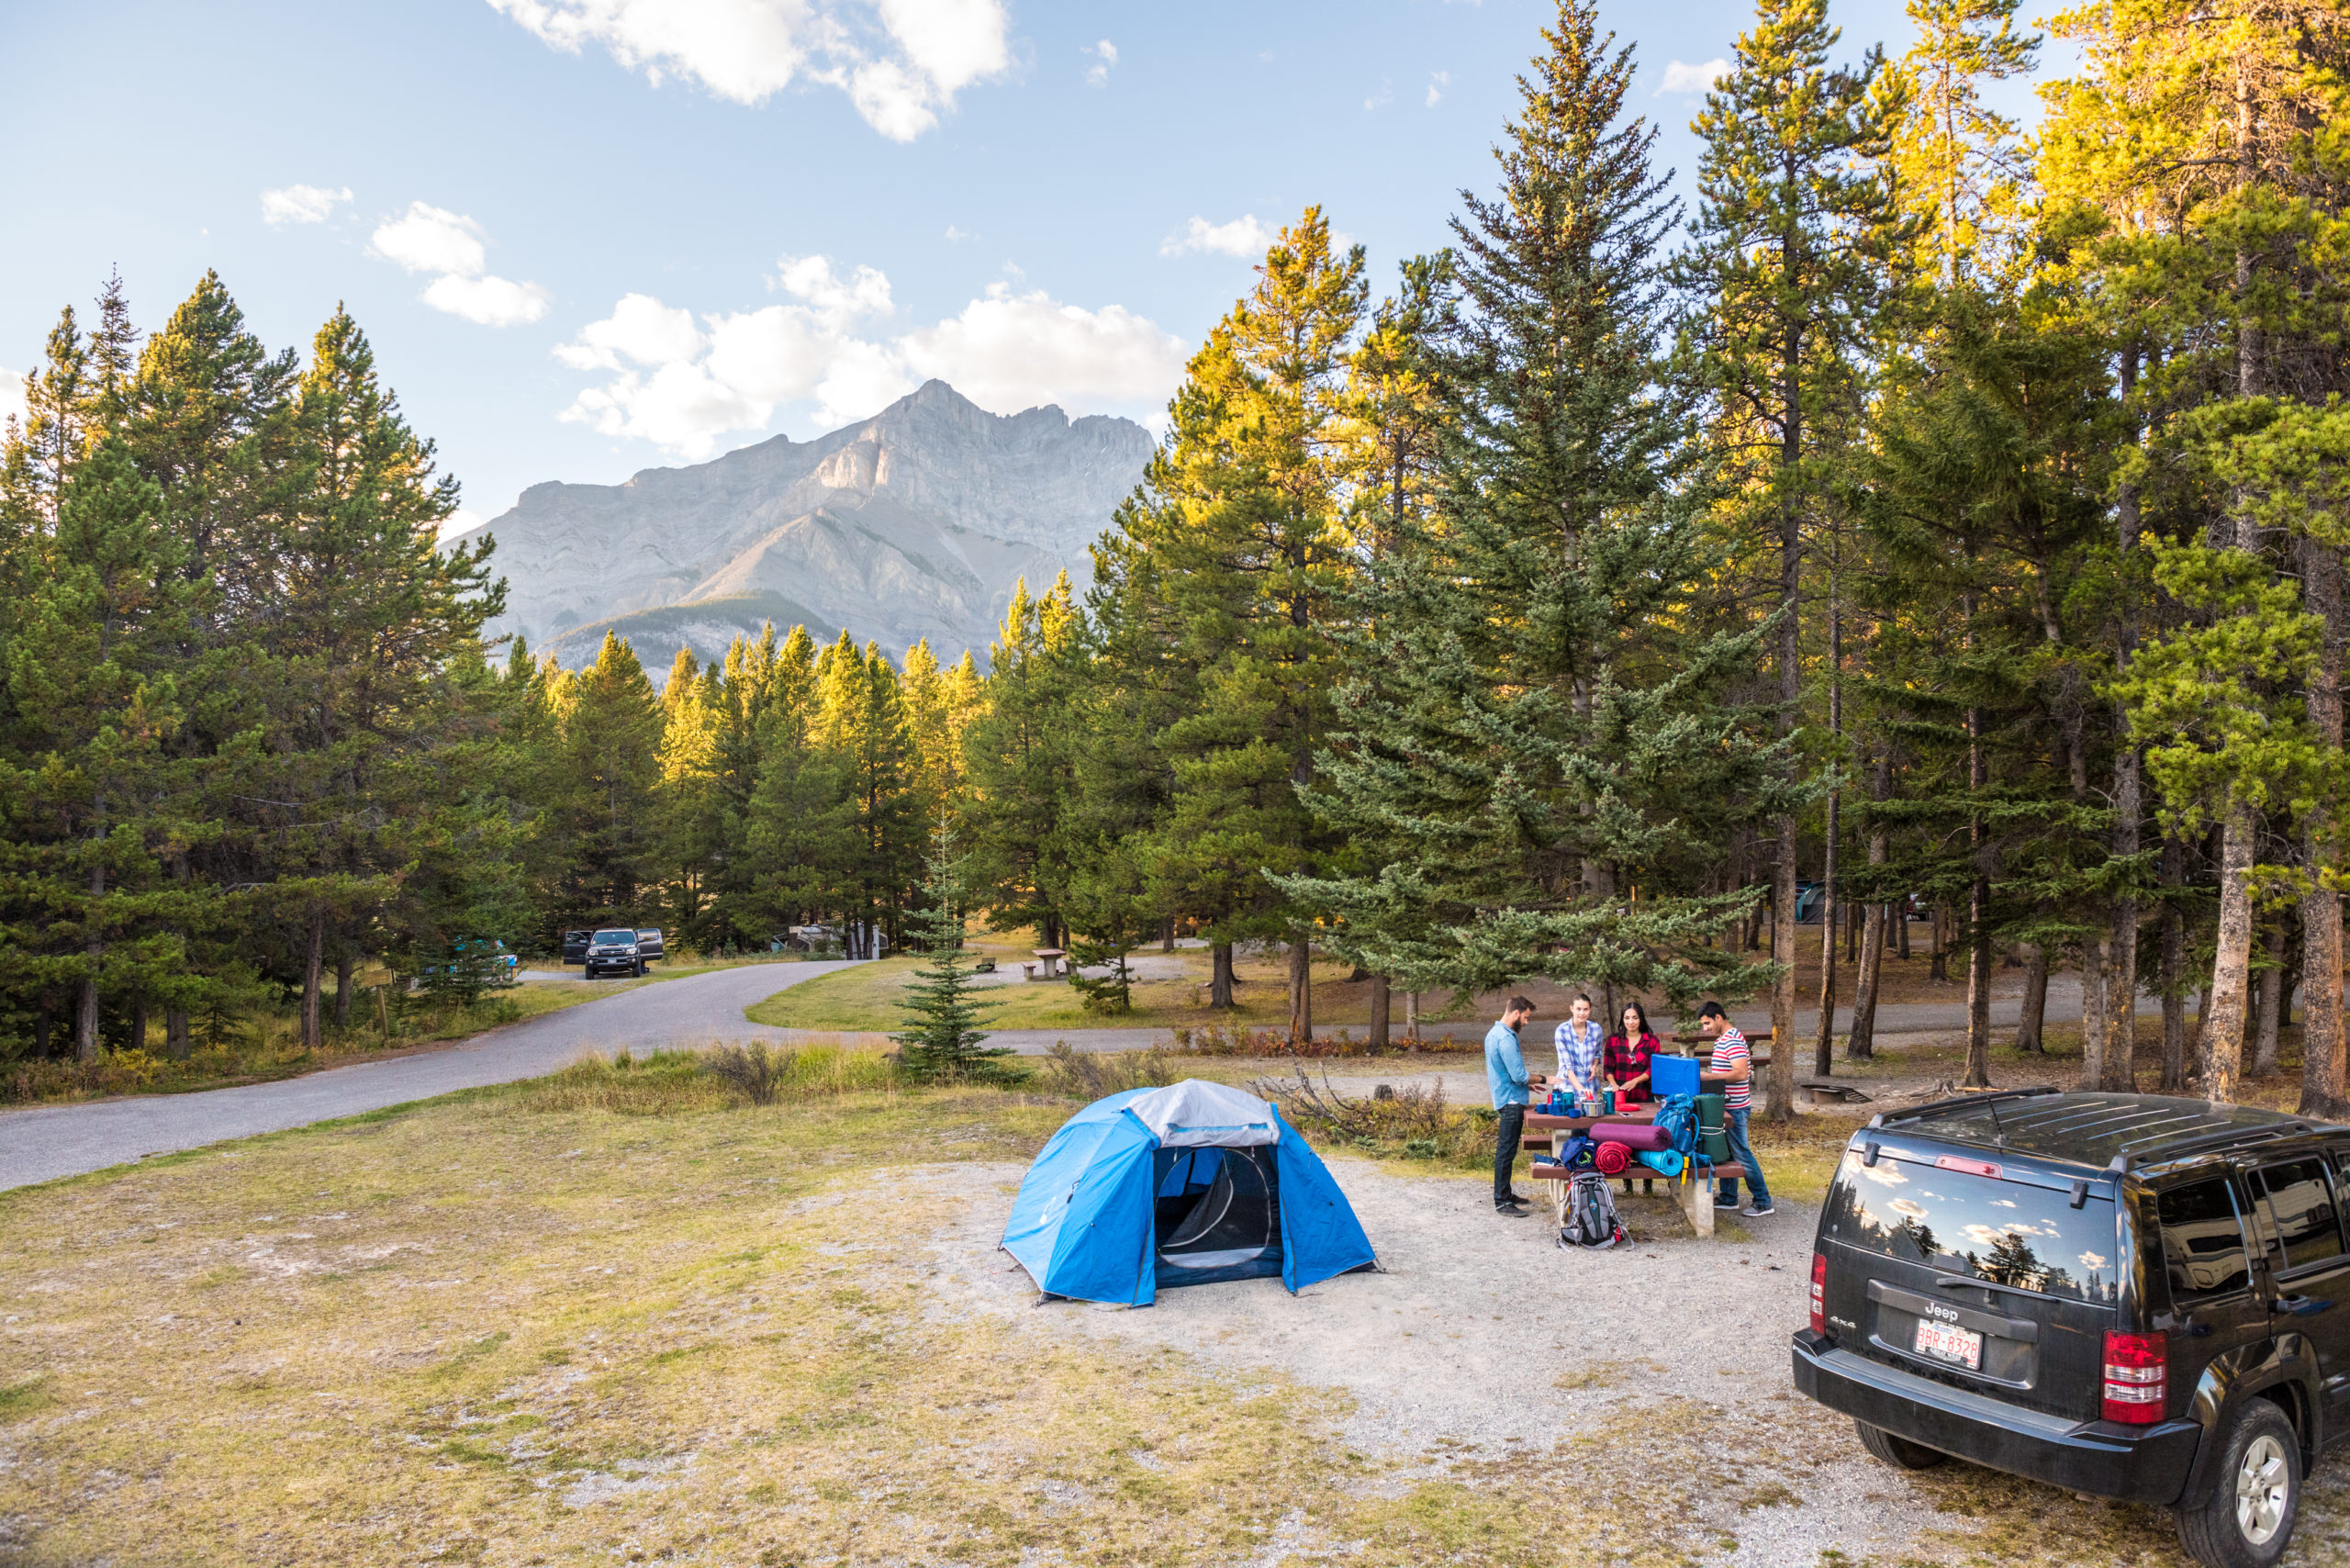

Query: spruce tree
[[1674, 0, 1903, 1115], [891, 815, 1013, 1082], [1280, 0, 1781, 1017]]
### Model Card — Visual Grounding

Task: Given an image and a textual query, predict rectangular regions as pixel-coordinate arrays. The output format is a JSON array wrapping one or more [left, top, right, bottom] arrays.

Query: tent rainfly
[[1000, 1081, 1376, 1306]]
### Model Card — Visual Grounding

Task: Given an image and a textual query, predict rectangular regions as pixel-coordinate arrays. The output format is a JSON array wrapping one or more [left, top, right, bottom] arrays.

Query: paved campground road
[[0, 961, 857, 1193], [0, 964, 2163, 1193]]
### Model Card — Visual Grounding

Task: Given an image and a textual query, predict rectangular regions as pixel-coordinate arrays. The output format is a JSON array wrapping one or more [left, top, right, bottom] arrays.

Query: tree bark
[[2082, 931, 2109, 1087], [1848, 749, 1891, 1060], [334, 949, 355, 1032], [2301, 537, 2347, 1116], [1928, 905, 1948, 983], [1815, 547, 1843, 1078], [302, 903, 327, 1052], [1404, 988, 1420, 1048], [1369, 974, 1391, 1049], [1161, 917, 1176, 955], [2102, 341, 2144, 1092], [74, 979, 100, 1064], [1287, 935, 1313, 1047], [1897, 898, 1911, 960], [1964, 610, 1991, 1089], [2163, 835, 2188, 1092], [2204, 803, 2257, 1102], [2255, 920, 2286, 1077], [129, 998, 147, 1055], [1209, 942, 1237, 1010], [165, 1008, 190, 1062], [2017, 946, 2048, 1053]]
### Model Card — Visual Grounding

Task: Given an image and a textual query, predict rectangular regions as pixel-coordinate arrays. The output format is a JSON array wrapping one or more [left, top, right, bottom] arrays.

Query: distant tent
[[1001, 1081, 1376, 1306]]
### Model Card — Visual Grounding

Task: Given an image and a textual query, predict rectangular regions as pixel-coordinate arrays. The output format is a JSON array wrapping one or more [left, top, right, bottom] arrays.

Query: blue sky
[[1, 0, 2051, 532]]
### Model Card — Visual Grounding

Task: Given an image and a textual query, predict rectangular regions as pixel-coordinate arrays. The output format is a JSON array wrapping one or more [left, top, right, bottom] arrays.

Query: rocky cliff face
[[453, 380, 1153, 677]]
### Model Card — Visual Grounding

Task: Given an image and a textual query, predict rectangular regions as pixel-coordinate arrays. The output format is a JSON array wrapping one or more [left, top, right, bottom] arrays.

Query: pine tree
[[962, 577, 1084, 948], [0, 437, 195, 1058], [1675, 0, 1905, 1115], [1115, 208, 1366, 1042], [1282, 1, 1781, 1020], [890, 814, 1013, 1082], [550, 632, 666, 930], [1890, 0, 2039, 286]]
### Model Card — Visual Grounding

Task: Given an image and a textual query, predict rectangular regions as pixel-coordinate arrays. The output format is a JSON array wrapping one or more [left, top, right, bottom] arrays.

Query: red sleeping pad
[[1593, 1140, 1633, 1176]]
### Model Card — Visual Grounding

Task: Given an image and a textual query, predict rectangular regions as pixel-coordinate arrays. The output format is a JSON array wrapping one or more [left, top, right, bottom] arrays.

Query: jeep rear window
[[1823, 1152, 2120, 1303]]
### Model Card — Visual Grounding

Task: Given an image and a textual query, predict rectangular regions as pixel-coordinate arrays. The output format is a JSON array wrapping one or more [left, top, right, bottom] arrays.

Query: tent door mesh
[[1152, 1146, 1283, 1284]]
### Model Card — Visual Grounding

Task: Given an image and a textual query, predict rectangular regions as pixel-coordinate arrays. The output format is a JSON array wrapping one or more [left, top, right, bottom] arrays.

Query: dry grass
[[0, 1065, 1756, 1568]]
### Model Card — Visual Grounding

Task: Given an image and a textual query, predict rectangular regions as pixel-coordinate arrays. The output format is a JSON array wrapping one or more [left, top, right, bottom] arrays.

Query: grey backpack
[[1560, 1171, 1625, 1249]]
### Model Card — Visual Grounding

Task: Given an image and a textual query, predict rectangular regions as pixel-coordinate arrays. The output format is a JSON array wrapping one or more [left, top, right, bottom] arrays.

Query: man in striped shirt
[[1697, 1001, 1774, 1217]]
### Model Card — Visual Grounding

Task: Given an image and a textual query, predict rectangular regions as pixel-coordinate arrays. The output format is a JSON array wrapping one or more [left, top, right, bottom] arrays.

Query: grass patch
[[745, 943, 1476, 1044], [0, 1067, 1643, 1567]]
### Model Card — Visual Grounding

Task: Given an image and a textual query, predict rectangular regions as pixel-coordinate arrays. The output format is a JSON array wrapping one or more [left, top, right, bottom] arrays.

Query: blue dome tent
[[1001, 1081, 1376, 1306]]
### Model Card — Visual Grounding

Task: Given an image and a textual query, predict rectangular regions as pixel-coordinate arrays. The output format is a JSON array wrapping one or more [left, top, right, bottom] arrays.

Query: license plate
[[1913, 1318, 1983, 1371]]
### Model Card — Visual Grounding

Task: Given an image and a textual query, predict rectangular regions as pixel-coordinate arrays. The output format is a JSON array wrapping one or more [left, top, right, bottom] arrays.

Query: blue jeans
[[1718, 1106, 1770, 1206]]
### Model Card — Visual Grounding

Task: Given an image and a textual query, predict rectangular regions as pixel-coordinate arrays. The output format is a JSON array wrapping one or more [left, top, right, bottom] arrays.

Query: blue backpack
[[1554, 1133, 1598, 1170], [1651, 1093, 1700, 1158]]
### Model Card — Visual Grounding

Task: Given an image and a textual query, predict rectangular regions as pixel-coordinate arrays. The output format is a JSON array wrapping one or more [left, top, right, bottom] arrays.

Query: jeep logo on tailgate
[[1926, 1303, 1959, 1322]]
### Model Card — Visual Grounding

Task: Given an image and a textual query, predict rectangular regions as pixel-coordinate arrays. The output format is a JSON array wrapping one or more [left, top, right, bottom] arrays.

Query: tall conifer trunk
[[1848, 749, 1890, 1060], [2102, 344, 2145, 1092], [1769, 314, 1803, 1124], [1963, 589, 1991, 1087], [2254, 921, 2286, 1076], [2302, 536, 2347, 1115], [1287, 935, 1313, 1046], [2017, 947, 2048, 1052], [302, 903, 327, 1051], [1369, 975, 1391, 1048], [2162, 836, 2188, 1092], [1209, 941, 1236, 1010], [1814, 556, 1841, 1077]]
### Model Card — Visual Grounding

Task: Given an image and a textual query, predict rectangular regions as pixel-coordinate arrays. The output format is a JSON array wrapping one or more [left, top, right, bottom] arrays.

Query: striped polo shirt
[[1710, 1025, 1752, 1111]]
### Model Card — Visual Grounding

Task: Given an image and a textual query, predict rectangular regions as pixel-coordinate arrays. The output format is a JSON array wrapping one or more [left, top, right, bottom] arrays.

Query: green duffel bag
[[1697, 1093, 1730, 1162]]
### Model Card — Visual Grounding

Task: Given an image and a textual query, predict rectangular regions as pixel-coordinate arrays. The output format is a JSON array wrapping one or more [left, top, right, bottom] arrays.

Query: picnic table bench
[[1530, 1157, 1750, 1238], [1519, 1104, 1746, 1238]]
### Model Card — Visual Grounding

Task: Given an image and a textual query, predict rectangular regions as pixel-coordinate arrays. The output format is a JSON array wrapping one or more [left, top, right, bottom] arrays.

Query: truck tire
[[1854, 1419, 1946, 1471], [2177, 1396, 2299, 1568]]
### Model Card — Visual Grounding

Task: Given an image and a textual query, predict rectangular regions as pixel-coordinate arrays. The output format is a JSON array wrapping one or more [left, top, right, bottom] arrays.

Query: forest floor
[[5, 1053, 2344, 1567], [750, 922, 2047, 1039]]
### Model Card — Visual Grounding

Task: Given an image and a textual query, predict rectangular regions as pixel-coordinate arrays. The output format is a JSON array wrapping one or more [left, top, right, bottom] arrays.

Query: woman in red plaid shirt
[[1604, 1001, 1661, 1104]]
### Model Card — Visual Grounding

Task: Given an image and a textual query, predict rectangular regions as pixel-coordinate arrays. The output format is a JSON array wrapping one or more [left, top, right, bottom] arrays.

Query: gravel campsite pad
[[926, 1155, 2350, 1568]]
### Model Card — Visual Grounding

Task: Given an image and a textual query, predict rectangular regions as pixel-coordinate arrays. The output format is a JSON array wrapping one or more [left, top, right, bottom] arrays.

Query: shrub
[[1034, 1042, 1187, 1100], [701, 1043, 796, 1105]]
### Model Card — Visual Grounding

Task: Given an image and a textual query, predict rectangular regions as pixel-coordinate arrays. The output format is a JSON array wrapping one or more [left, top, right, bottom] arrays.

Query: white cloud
[[373, 203, 490, 275], [487, 0, 1009, 142], [1159, 214, 1274, 260], [1084, 38, 1116, 86], [0, 365, 25, 434], [1363, 79, 1392, 111], [425, 274, 554, 327], [554, 256, 1188, 458], [260, 184, 352, 227], [1658, 58, 1729, 95], [1425, 70, 1449, 108], [369, 201, 550, 326], [441, 506, 489, 542], [944, 223, 969, 241]]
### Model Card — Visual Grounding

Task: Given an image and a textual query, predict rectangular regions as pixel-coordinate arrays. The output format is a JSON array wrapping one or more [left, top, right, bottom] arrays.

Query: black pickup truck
[[582, 928, 644, 979]]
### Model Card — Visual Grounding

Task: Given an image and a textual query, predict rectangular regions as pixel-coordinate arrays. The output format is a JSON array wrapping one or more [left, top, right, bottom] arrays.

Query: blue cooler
[[1650, 1053, 1702, 1100]]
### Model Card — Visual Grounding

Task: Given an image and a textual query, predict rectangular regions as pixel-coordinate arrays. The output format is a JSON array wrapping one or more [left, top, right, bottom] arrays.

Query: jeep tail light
[[2101, 1330, 2166, 1424], [1810, 1251, 1828, 1336]]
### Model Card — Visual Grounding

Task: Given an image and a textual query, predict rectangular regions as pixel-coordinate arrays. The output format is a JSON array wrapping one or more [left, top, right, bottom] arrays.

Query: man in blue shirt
[[1485, 995, 1543, 1216]]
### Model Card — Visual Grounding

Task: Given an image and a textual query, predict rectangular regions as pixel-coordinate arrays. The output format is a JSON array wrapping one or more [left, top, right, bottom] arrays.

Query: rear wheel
[[2178, 1397, 2299, 1568], [1854, 1419, 1946, 1471]]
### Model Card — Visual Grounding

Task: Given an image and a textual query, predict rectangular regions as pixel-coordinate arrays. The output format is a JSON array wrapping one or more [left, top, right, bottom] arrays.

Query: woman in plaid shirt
[[1604, 1001, 1661, 1103], [1552, 994, 1605, 1106]]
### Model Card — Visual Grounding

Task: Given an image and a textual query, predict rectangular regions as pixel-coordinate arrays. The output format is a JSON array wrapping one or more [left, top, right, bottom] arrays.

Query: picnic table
[[1521, 1099, 1750, 1238], [1028, 947, 1068, 980]]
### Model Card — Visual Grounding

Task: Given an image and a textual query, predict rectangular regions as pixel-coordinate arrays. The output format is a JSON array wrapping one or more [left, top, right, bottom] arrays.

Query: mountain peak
[[474, 382, 1153, 676]]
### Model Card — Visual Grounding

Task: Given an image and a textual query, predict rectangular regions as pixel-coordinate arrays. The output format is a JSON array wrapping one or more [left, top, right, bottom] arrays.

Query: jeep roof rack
[[1866, 1085, 2061, 1130], [2109, 1119, 2318, 1173]]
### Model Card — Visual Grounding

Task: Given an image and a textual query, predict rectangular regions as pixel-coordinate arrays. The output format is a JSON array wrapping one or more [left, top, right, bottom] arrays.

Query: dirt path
[[917, 1153, 2350, 1568]]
